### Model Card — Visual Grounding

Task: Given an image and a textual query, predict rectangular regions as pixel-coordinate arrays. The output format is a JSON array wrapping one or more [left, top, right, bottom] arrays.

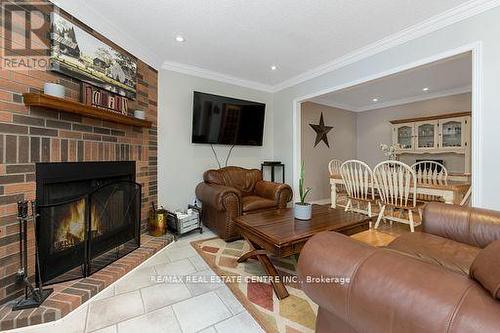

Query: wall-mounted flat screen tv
[[191, 92, 265, 146]]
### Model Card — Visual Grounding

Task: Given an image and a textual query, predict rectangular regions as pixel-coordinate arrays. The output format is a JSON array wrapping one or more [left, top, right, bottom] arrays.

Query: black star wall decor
[[309, 112, 333, 148]]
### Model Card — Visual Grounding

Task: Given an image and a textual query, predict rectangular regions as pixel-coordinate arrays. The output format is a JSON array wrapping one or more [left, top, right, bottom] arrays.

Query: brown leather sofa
[[297, 203, 500, 333], [195, 166, 292, 241]]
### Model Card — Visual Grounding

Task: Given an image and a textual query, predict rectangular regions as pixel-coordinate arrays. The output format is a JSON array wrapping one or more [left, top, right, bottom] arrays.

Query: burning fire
[[53, 199, 105, 251], [91, 203, 103, 237], [54, 198, 86, 251]]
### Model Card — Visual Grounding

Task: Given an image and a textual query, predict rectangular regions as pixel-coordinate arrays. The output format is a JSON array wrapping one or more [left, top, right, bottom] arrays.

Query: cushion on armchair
[[242, 196, 277, 212]]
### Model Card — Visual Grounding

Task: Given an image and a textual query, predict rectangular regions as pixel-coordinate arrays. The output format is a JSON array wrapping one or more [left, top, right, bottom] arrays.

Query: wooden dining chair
[[411, 161, 448, 184], [340, 160, 376, 217], [411, 161, 448, 202], [460, 186, 472, 207], [329, 159, 347, 204], [328, 159, 343, 176], [373, 160, 423, 232]]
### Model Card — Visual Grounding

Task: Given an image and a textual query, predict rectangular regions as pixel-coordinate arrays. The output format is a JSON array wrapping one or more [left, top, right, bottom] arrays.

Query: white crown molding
[[310, 85, 472, 112], [306, 98, 357, 111], [159, 0, 498, 92], [271, 0, 500, 92], [161, 61, 274, 92], [355, 85, 472, 112], [51, 0, 499, 91], [49, 0, 163, 69]]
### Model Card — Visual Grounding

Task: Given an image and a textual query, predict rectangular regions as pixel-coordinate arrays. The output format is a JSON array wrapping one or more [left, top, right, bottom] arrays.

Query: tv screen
[[191, 92, 265, 146]]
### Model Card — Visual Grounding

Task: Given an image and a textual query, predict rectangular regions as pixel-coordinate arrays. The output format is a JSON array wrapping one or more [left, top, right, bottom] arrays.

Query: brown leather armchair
[[195, 166, 292, 241], [297, 203, 500, 333]]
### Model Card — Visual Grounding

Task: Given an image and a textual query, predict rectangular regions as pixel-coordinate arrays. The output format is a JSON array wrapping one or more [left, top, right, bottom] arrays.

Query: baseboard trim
[[311, 198, 331, 205]]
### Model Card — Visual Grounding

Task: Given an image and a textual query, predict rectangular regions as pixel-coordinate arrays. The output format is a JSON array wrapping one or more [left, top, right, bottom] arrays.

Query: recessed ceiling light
[[372, 98, 379, 102], [422, 87, 430, 92], [271, 65, 277, 71], [175, 35, 185, 42]]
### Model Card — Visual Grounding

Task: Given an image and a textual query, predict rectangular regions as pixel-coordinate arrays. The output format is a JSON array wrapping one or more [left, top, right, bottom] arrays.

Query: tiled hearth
[[5, 229, 264, 333], [0, 235, 172, 331]]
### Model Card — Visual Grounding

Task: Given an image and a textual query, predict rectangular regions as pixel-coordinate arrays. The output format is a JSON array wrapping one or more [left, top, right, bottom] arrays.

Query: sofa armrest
[[254, 181, 292, 208], [297, 231, 500, 333], [195, 183, 241, 212], [423, 202, 500, 248]]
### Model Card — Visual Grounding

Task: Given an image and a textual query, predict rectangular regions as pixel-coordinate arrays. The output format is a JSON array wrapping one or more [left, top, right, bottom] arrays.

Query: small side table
[[261, 161, 285, 183]]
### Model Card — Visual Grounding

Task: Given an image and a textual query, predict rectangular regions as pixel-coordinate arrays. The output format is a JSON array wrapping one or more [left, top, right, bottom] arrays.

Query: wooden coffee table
[[234, 204, 370, 299]]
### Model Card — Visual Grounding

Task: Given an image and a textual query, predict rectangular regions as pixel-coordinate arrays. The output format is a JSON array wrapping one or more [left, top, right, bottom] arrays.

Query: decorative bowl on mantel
[[134, 110, 145, 119], [44, 83, 65, 98]]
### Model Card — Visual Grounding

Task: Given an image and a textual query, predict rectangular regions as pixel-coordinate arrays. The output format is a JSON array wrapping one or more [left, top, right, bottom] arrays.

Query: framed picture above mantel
[[50, 12, 137, 99]]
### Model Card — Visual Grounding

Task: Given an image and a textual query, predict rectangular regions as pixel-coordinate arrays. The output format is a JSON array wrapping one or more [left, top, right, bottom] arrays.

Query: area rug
[[191, 237, 317, 333], [191, 226, 401, 333]]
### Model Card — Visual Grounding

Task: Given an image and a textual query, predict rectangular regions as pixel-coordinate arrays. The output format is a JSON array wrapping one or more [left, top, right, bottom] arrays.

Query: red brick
[[59, 130, 82, 139], [0, 112, 12, 122], [51, 138, 60, 161], [0, 101, 28, 114], [84, 141, 91, 161], [50, 293, 81, 311], [4, 182, 35, 194], [0, 1, 158, 310], [68, 140, 76, 162]]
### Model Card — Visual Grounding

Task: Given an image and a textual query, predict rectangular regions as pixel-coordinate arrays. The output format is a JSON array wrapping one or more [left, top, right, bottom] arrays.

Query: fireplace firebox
[[35, 162, 141, 285]]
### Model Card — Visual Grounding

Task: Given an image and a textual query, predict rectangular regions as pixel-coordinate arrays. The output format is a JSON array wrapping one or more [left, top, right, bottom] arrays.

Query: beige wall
[[356, 93, 471, 172], [301, 102, 357, 201], [159, 70, 274, 210]]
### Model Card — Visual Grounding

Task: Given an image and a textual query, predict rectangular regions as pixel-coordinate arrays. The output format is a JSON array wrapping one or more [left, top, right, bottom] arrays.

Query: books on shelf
[[82, 83, 129, 115]]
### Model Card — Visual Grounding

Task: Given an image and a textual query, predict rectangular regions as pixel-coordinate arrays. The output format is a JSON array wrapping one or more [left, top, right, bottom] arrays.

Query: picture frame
[[50, 12, 137, 100]]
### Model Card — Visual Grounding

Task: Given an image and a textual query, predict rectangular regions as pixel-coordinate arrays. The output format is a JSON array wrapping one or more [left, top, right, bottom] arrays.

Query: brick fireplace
[[0, 0, 158, 308], [36, 161, 141, 285]]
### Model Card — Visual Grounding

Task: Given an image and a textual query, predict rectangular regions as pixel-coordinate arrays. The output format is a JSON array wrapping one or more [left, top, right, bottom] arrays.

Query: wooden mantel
[[23, 93, 152, 128]]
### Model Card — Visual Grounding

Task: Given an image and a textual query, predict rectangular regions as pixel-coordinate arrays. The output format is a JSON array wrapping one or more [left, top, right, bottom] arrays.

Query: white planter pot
[[294, 203, 312, 220]]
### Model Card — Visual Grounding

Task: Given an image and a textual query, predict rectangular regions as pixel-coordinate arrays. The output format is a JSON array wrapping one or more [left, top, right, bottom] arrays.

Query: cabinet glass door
[[441, 120, 463, 148], [417, 123, 436, 149], [397, 125, 413, 150]]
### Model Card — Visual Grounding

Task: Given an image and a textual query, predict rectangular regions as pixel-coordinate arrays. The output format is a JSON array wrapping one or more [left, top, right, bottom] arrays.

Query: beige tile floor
[[12, 216, 409, 333], [13, 229, 264, 333]]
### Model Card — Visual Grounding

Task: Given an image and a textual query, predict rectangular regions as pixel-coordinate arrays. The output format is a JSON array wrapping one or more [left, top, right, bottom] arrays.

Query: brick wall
[[0, 1, 158, 304]]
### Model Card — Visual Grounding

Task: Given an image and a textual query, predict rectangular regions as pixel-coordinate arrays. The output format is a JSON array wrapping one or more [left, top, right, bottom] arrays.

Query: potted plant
[[294, 162, 312, 220], [379, 143, 398, 160]]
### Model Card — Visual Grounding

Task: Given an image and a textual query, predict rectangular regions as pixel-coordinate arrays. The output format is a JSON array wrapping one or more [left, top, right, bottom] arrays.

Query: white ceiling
[[309, 52, 472, 112], [52, 0, 493, 92]]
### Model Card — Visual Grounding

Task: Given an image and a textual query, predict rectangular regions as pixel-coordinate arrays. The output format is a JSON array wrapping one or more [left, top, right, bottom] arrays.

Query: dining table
[[329, 174, 470, 208]]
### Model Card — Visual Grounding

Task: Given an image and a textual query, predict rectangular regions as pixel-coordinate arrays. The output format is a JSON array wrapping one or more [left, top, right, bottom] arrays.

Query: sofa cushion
[[470, 240, 500, 299], [242, 196, 277, 212], [423, 203, 500, 248], [386, 232, 480, 275]]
